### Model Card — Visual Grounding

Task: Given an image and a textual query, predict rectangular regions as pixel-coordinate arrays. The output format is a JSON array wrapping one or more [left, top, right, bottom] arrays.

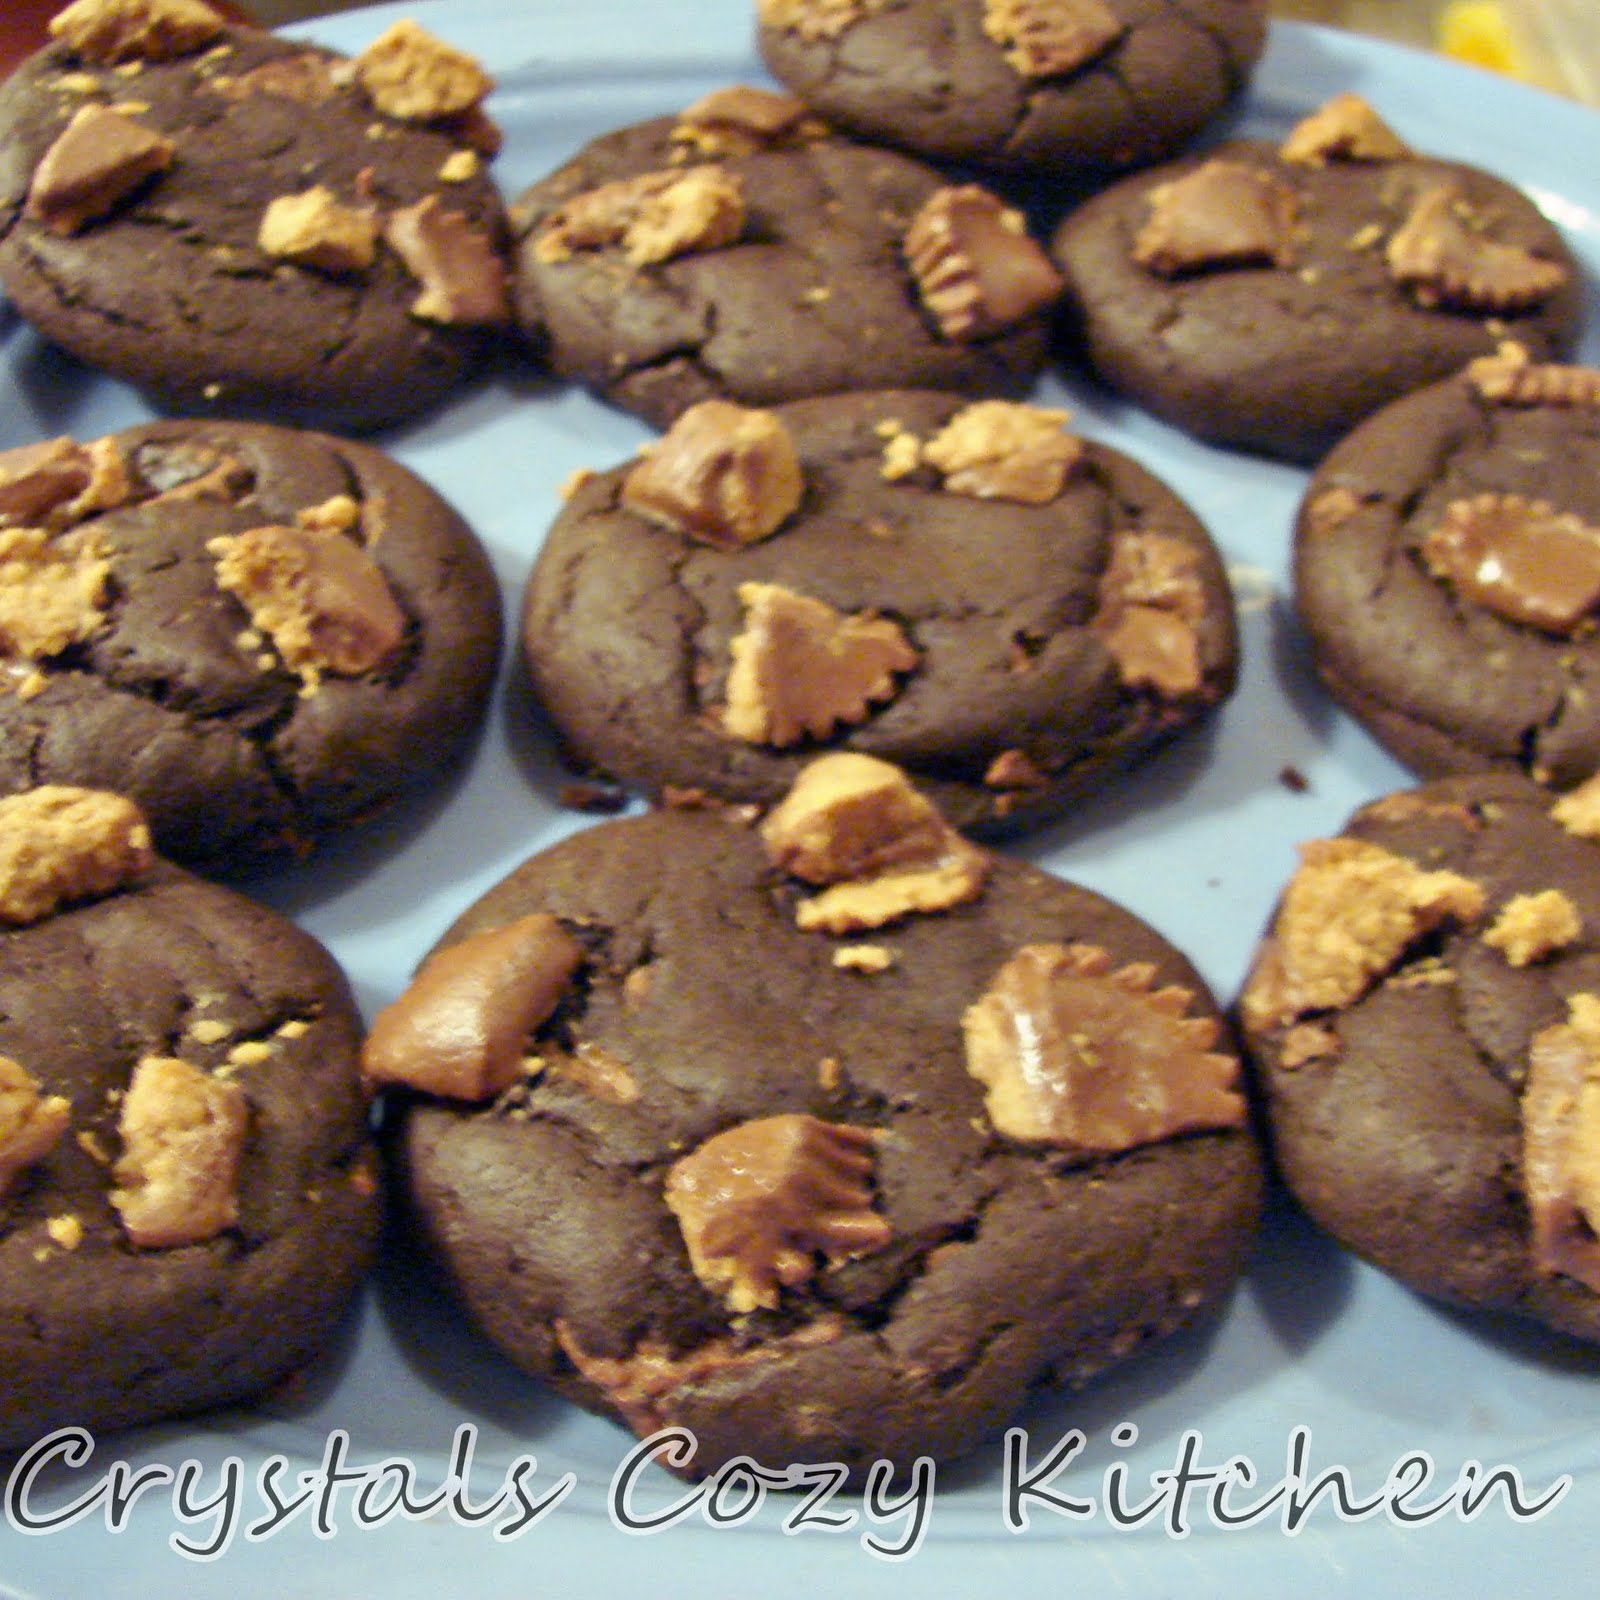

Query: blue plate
[[3, 3, 1599, 1594]]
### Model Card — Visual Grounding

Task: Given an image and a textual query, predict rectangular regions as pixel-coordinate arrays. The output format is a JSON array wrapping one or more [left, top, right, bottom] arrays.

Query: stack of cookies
[[1, 0, 1596, 1491]]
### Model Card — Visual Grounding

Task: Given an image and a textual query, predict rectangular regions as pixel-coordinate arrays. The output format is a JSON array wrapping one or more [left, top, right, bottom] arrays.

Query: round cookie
[[509, 90, 1062, 427], [522, 389, 1236, 835], [1294, 348, 1600, 790], [1237, 773, 1600, 1345], [0, 418, 501, 872], [1050, 95, 1582, 462], [755, 0, 1268, 176], [0, 4, 510, 432], [369, 761, 1262, 1476], [0, 786, 380, 1450]]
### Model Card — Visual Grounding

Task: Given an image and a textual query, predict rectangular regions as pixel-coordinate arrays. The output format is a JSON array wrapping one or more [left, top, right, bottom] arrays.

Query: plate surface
[[2, 2, 1599, 1595]]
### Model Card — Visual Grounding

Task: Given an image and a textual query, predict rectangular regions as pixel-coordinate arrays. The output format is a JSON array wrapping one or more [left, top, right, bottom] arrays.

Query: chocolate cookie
[[0, 786, 380, 1449], [370, 755, 1262, 1475], [509, 88, 1062, 427], [1295, 346, 1600, 789], [757, 0, 1268, 176], [1238, 774, 1600, 1344], [521, 389, 1236, 835], [0, 418, 501, 872], [1050, 94, 1582, 462], [0, 2, 510, 432]]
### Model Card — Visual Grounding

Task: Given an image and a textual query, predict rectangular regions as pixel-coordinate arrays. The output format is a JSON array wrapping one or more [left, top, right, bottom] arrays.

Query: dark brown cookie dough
[[0, 418, 501, 872], [521, 389, 1236, 835], [1295, 348, 1600, 789], [1050, 96, 1582, 462], [374, 774, 1262, 1477], [0, 786, 380, 1450], [1238, 774, 1600, 1344], [756, 0, 1268, 176], [0, 5, 510, 432], [509, 95, 1060, 427]]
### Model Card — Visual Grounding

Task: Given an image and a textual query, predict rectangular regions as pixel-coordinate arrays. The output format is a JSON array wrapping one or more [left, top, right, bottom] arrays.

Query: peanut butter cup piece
[[665, 1114, 891, 1312], [964, 942, 1245, 1150], [904, 185, 1063, 341], [0, 787, 153, 927], [533, 166, 744, 267], [25, 105, 175, 235], [1524, 995, 1600, 1295], [49, 0, 224, 65], [1279, 92, 1408, 166], [362, 914, 585, 1102], [0, 1057, 71, 1199], [1386, 184, 1567, 313], [1133, 159, 1296, 276], [620, 402, 802, 548]]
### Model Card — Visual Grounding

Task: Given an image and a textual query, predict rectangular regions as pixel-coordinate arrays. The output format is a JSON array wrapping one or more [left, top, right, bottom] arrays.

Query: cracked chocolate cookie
[[1294, 346, 1600, 789], [372, 756, 1262, 1476], [521, 389, 1236, 835], [1050, 94, 1582, 462], [0, 785, 380, 1450], [0, 418, 501, 872], [756, 0, 1267, 176], [0, 1, 510, 432], [1238, 774, 1600, 1344], [508, 88, 1061, 427]]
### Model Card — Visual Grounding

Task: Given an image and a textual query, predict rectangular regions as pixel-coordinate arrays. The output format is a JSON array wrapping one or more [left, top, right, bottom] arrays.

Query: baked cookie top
[[509, 91, 1062, 426], [521, 389, 1236, 835], [0, 1, 511, 432], [1051, 94, 1582, 462], [1295, 345, 1600, 790], [371, 756, 1261, 1475], [756, 0, 1268, 175], [0, 785, 379, 1448], [1238, 773, 1600, 1345], [0, 418, 501, 872]]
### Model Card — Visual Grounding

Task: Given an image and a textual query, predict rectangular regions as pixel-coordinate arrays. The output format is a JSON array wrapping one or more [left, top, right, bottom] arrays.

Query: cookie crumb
[[46, 1213, 84, 1250], [833, 943, 895, 973]]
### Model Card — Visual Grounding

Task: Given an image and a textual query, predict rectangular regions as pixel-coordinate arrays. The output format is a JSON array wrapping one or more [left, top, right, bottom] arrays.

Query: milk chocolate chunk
[[980, 0, 1124, 79], [110, 1054, 249, 1248], [350, 19, 493, 124], [0, 787, 153, 926], [722, 583, 918, 748], [665, 1113, 890, 1312], [362, 913, 585, 1102], [620, 402, 802, 548], [904, 186, 1063, 341], [0, 1056, 71, 1199], [964, 942, 1245, 1150], [1386, 185, 1567, 312], [49, 0, 224, 65], [383, 197, 509, 326], [534, 166, 745, 267], [1524, 994, 1600, 1294], [1133, 159, 1296, 276], [920, 402, 1081, 505], [209, 522, 406, 683], [25, 105, 175, 235], [1279, 92, 1408, 166], [1421, 493, 1600, 635], [1240, 837, 1485, 1033]]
